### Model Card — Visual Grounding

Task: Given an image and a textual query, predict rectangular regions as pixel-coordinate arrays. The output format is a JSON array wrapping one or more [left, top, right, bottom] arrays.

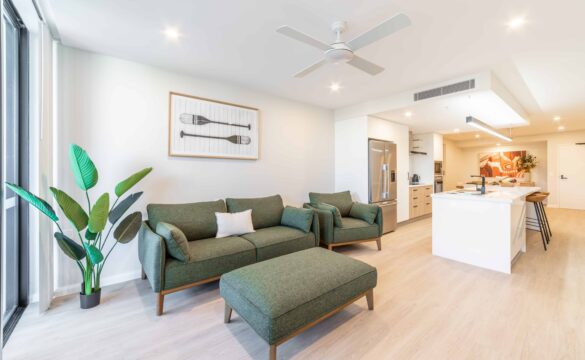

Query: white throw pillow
[[215, 210, 255, 238]]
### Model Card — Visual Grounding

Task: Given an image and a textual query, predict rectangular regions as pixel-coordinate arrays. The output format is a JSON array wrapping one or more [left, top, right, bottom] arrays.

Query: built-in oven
[[434, 161, 443, 176]]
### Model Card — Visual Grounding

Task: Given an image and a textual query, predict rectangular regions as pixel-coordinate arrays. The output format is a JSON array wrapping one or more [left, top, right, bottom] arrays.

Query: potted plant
[[6, 144, 152, 309], [517, 153, 537, 181]]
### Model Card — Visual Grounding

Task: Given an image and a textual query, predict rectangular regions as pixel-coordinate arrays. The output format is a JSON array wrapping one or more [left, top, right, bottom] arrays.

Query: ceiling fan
[[276, 13, 411, 78]]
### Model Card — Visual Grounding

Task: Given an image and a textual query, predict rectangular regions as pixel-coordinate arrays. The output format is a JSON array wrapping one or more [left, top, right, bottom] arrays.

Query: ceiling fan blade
[[293, 59, 327, 78], [276, 26, 332, 51], [347, 13, 411, 51], [347, 56, 384, 75]]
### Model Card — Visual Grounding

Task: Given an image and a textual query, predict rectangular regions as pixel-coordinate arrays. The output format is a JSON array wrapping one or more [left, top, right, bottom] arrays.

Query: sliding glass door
[[2, 0, 28, 343]]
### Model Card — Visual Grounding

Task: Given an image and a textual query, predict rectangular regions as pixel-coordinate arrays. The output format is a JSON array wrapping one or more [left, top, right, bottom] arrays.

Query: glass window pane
[[2, 11, 21, 326]]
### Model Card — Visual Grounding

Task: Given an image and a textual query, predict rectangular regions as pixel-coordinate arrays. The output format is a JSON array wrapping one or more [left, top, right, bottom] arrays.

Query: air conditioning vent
[[414, 79, 475, 101]]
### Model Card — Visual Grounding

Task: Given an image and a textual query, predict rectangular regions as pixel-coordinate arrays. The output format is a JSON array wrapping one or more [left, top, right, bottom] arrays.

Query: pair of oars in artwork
[[179, 113, 252, 145]]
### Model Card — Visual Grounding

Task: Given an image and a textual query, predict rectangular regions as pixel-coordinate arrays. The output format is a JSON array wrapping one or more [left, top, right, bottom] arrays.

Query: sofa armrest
[[310, 212, 320, 246], [304, 203, 333, 245], [374, 206, 384, 237], [138, 221, 166, 292]]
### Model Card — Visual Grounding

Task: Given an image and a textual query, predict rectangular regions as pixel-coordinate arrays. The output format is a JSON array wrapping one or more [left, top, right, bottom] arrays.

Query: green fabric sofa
[[304, 191, 384, 250], [221, 247, 377, 360], [138, 195, 319, 315]]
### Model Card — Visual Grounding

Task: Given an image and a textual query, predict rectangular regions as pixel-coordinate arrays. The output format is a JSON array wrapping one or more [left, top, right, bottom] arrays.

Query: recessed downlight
[[329, 82, 341, 92], [507, 17, 526, 30], [475, 134, 481, 139], [454, 128, 460, 133], [496, 143, 501, 146], [558, 125, 565, 131], [163, 26, 181, 40], [553, 116, 561, 121], [404, 111, 413, 118]]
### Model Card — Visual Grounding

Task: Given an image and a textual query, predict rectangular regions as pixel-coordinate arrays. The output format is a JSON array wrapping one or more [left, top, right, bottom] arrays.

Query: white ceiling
[[375, 90, 528, 135], [44, 0, 585, 138]]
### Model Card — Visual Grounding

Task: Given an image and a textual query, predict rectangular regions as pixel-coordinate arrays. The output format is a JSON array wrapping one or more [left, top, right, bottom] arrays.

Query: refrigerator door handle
[[381, 164, 388, 199]]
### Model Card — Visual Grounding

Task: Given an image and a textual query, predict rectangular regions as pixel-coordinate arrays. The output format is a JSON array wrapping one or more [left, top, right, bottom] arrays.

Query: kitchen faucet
[[471, 175, 486, 195]]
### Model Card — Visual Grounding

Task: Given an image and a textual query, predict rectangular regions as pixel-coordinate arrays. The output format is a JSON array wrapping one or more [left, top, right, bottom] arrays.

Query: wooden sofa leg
[[224, 303, 233, 324], [156, 293, 164, 316], [376, 238, 382, 251], [269, 345, 277, 360], [327, 244, 333, 251], [141, 267, 147, 280], [366, 289, 374, 310]]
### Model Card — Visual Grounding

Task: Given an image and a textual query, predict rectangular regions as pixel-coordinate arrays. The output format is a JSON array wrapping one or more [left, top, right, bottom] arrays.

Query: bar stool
[[535, 191, 552, 239], [526, 193, 550, 250]]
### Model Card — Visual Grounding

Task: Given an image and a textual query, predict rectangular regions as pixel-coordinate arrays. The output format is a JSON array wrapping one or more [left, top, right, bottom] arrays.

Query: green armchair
[[304, 191, 383, 251]]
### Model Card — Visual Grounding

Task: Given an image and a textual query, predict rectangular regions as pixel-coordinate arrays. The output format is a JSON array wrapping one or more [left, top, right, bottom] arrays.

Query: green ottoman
[[220, 247, 377, 360]]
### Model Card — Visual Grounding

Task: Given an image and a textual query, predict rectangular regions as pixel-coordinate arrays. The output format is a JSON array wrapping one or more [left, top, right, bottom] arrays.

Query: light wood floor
[[5, 208, 585, 359]]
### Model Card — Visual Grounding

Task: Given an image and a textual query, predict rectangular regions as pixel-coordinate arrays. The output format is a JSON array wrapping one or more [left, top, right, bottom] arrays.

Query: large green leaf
[[113, 212, 142, 244], [6, 182, 58, 222], [83, 242, 104, 265], [109, 192, 142, 224], [50, 187, 88, 231], [115, 168, 152, 197], [54, 232, 86, 261], [88, 193, 109, 233], [69, 144, 98, 191]]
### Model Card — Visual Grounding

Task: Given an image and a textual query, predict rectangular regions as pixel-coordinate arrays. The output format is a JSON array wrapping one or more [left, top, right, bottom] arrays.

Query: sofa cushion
[[310, 202, 343, 227], [349, 203, 379, 225], [308, 191, 353, 217], [280, 206, 313, 233], [156, 222, 191, 262], [241, 226, 315, 261], [147, 200, 226, 241], [163, 236, 256, 290], [334, 217, 379, 243], [226, 195, 284, 230], [220, 247, 377, 344]]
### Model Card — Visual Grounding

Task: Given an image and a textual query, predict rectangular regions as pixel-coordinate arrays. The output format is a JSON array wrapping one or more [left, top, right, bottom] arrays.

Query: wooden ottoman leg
[[376, 238, 382, 251], [269, 345, 277, 360], [366, 289, 374, 310], [224, 303, 233, 324]]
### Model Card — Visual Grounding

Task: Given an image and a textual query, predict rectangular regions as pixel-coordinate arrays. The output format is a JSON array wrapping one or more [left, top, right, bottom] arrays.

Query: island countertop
[[431, 186, 540, 203]]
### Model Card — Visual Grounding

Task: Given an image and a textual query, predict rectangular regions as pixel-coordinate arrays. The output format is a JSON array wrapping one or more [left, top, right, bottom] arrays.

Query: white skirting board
[[52, 270, 142, 299]]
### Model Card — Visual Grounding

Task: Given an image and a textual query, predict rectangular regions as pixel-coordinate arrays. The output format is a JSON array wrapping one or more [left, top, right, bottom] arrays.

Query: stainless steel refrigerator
[[368, 139, 398, 233]]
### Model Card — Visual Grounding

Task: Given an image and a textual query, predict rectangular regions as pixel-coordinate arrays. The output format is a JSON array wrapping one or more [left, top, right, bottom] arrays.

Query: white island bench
[[431, 186, 539, 274]]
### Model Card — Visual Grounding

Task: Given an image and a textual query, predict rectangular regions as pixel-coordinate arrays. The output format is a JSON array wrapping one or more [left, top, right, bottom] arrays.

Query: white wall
[[54, 46, 334, 295], [334, 117, 369, 201], [445, 142, 548, 190], [367, 117, 410, 222]]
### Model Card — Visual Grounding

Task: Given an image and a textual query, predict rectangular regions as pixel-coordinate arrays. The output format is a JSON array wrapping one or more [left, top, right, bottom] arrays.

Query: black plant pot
[[79, 284, 101, 309]]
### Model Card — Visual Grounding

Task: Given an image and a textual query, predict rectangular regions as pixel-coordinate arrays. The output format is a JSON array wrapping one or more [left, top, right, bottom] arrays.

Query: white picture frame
[[168, 92, 260, 160]]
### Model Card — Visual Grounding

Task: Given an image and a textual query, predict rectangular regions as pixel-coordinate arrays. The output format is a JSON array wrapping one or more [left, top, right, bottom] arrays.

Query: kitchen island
[[431, 186, 539, 274]]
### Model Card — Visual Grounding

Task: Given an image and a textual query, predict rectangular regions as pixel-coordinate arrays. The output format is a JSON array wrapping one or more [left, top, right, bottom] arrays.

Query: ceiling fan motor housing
[[325, 43, 354, 63]]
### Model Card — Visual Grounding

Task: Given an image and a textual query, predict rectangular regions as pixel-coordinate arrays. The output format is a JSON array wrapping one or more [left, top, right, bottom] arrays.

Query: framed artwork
[[479, 151, 526, 177], [168, 92, 260, 160]]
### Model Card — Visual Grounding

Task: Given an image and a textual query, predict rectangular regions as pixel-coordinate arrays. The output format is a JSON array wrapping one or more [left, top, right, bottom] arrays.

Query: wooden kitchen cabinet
[[410, 185, 433, 219]]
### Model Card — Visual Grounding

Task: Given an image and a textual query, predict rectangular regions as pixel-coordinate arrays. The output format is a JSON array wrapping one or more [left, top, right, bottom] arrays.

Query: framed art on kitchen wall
[[168, 92, 260, 160]]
